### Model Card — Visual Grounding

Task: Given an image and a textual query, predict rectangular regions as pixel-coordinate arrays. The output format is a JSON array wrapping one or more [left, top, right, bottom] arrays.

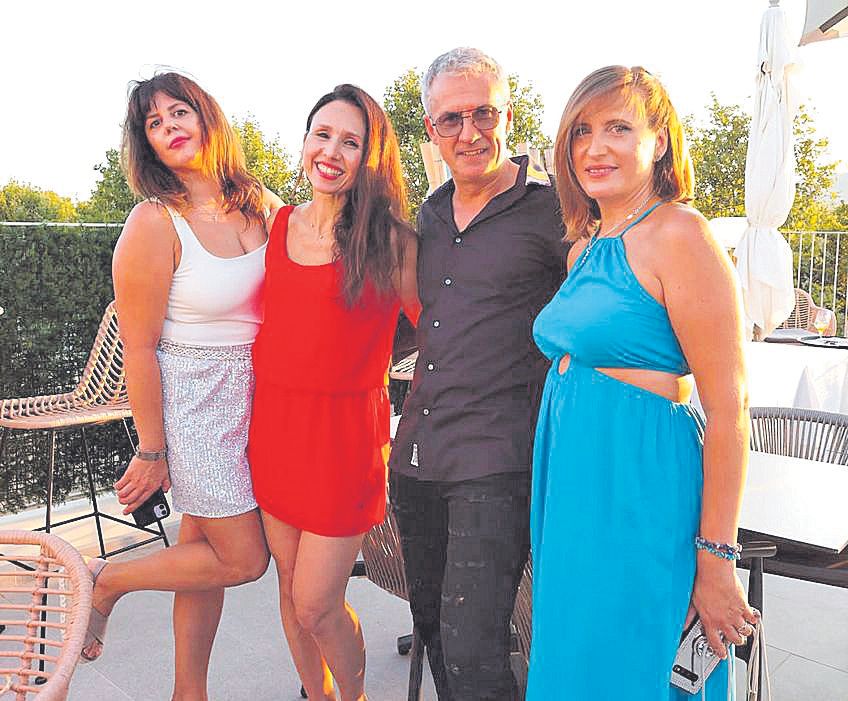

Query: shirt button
[[422, 408, 430, 416], [427, 363, 435, 371], [433, 320, 440, 327], [444, 278, 452, 286], [454, 237, 462, 244]]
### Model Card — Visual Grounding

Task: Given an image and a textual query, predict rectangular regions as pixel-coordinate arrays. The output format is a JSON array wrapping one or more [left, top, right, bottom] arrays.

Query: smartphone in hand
[[116, 464, 171, 527]]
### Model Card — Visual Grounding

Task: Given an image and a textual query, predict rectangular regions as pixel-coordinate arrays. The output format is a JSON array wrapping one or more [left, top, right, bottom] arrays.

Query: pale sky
[[2, 0, 846, 202]]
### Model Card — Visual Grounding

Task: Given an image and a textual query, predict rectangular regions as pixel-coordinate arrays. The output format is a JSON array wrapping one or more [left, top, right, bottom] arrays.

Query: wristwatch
[[135, 447, 167, 461]]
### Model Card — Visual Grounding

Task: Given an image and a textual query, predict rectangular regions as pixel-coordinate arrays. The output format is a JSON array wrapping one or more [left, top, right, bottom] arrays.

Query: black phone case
[[116, 465, 171, 527]]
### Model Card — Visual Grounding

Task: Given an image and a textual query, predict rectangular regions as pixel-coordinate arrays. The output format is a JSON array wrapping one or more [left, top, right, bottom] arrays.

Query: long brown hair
[[554, 66, 694, 240], [303, 84, 413, 306], [122, 71, 264, 227]]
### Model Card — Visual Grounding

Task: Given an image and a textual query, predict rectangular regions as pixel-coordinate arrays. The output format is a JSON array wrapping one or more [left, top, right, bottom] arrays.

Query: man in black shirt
[[389, 47, 567, 700]]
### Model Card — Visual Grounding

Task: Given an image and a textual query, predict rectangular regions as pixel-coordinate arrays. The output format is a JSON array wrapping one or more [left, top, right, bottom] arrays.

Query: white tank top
[[160, 207, 266, 346]]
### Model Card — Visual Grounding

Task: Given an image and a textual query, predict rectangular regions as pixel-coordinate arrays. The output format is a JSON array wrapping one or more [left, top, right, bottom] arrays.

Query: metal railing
[[785, 230, 848, 336]]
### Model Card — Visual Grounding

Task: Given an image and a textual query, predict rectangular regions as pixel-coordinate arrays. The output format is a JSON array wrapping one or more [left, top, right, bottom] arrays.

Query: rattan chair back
[[750, 407, 848, 465], [71, 301, 127, 407], [361, 507, 408, 601], [511, 559, 532, 665], [0, 302, 130, 430], [0, 530, 92, 700], [779, 288, 837, 335]]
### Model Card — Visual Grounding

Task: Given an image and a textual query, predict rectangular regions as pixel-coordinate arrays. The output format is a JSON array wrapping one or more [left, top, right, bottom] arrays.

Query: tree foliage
[[76, 149, 137, 223], [0, 181, 78, 222], [383, 69, 429, 218], [233, 116, 309, 205], [384, 69, 553, 217], [684, 95, 843, 230]]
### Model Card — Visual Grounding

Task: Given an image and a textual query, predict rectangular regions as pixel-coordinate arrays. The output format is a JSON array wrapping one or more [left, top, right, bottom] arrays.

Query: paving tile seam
[[764, 647, 795, 674], [80, 667, 135, 700], [770, 650, 848, 676]]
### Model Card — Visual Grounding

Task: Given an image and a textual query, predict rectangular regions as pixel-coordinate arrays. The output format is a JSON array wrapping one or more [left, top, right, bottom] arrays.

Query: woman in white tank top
[[81, 72, 282, 699]]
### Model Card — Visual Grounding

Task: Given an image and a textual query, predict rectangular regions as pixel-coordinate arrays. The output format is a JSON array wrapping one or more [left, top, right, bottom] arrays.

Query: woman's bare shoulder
[[649, 202, 716, 254], [116, 201, 176, 253]]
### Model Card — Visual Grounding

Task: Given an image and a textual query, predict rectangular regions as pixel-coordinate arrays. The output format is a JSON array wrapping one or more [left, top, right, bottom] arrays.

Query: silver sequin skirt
[[157, 340, 258, 518]]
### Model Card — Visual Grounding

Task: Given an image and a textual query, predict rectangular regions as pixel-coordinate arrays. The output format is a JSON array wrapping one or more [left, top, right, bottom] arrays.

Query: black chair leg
[[407, 627, 424, 701], [45, 430, 56, 533], [80, 427, 107, 558], [0, 427, 7, 465]]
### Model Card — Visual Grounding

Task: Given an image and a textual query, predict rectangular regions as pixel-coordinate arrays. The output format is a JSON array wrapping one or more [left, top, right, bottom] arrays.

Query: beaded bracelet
[[695, 536, 742, 561]]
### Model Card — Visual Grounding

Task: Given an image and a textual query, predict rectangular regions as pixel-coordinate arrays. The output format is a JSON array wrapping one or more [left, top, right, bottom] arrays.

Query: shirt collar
[[428, 155, 550, 209]]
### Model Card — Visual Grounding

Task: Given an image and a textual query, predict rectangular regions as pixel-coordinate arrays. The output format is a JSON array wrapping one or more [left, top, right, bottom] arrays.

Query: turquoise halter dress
[[528, 202, 734, 699]]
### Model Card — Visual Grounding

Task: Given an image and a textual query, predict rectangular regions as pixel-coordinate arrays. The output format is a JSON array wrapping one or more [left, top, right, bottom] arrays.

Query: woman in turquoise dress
[[528, 66, 759, 699]]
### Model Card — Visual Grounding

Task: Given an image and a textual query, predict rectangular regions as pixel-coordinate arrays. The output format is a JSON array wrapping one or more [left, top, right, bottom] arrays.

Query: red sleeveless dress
[[249, 206, 400, 536]]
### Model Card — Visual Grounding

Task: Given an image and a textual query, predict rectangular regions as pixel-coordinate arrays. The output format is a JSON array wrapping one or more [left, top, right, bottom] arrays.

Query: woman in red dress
[[249, 84, 420, 701]]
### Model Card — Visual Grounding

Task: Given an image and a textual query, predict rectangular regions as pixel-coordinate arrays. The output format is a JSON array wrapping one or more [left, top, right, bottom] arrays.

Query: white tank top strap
[[159, 204, 205, 259]]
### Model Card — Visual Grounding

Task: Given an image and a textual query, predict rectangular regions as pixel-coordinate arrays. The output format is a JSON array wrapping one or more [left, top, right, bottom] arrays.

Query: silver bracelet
[[135, 447, 167, 461]]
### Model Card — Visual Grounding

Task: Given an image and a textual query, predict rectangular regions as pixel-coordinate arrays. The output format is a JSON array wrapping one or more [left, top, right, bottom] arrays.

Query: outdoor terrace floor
[[1, 495, 847, 700]]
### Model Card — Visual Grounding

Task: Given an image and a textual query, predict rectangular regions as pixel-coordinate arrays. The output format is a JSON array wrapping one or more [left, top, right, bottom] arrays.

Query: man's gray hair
[[421, 47, 510, 114]]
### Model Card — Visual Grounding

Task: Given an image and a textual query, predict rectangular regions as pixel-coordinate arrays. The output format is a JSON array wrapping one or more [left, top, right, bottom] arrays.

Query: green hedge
[[0, 225, 133, 513]]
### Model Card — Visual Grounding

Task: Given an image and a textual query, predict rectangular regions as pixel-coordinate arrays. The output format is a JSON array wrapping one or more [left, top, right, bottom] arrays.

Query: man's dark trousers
[[390, 470, 530, 701]]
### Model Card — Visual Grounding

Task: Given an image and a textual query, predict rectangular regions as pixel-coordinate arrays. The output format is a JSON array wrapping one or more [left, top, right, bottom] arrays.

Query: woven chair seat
[[0, 529, 92, 700], [0, 397, 131, 430]]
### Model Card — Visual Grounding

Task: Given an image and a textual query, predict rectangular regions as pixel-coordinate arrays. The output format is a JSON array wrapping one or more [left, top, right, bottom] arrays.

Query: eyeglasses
[[429, 104, 507, 138]]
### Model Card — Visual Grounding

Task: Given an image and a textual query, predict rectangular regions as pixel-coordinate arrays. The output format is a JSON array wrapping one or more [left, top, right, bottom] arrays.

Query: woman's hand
[[688, 556, 759, 658], [115, 455, 171, 515]]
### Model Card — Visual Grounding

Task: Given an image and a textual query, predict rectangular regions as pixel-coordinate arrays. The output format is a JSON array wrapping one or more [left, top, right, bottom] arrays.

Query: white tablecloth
[[692, 341, 848, 414], [741, 451, 848, 551]]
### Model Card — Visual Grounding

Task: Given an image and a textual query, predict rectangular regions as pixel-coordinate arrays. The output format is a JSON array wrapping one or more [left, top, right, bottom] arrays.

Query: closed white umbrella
[[735, 0, 798, 339], [800, 0, 848, 45]]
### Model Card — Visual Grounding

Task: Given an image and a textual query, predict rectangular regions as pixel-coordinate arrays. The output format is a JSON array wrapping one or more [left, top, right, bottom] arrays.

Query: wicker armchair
[[780, 288, 837, 335], [0, 530, 92, 700], [0, 302, 169, 558]]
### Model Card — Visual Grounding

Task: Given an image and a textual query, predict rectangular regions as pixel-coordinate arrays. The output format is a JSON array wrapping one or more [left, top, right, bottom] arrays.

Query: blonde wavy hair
[[554, 66, 694, 240]]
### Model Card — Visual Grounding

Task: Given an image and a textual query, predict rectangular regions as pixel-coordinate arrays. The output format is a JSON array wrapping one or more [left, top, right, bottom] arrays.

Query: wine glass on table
[[813, 308, 834, 338]]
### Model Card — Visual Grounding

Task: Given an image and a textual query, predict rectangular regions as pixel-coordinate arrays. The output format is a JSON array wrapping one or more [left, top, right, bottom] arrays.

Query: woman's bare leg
[[84, 508, 269, 661], [263, 512, 336, 701], [171, 515, 226, 701], [294, 531, 368, 701]]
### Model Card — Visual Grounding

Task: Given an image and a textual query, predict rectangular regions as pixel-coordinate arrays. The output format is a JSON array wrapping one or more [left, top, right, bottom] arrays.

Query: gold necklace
[[189, 202, 227, 224], [307, 219, 334, 242], [579, 195, 653, 266]]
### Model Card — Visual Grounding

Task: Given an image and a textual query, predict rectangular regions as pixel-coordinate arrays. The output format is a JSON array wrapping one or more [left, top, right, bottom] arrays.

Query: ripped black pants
[[390, 471, 530, 701]]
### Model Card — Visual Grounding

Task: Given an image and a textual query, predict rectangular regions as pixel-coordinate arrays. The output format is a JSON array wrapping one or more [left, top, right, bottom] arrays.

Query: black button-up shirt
[[390, 156, 567, 482]]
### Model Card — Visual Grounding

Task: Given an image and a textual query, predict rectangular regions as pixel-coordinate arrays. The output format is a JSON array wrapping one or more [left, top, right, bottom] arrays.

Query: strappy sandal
[[80, 558, 110, 663]]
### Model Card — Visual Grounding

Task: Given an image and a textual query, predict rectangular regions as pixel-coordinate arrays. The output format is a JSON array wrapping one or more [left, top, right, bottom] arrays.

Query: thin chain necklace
[[189, 201, 227, 224], [307, 220, 334, 242], [579, 194, 653, 266]]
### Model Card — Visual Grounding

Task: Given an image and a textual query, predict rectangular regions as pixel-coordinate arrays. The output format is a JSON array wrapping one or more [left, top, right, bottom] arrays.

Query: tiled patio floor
[[2, 496, 847, 700]]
